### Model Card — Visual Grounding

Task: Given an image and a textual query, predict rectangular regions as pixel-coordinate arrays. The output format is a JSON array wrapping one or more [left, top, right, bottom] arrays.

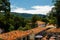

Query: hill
[[11, 12, 46, 18], [0, 12, 46, 19]]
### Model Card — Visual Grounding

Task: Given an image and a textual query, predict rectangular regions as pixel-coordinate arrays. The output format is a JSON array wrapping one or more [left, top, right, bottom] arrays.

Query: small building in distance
[[36, 21, 46, 27], [28, 21, 46, 27]]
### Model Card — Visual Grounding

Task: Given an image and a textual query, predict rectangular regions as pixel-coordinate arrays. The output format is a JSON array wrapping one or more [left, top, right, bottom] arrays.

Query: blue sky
[[10, 0, 54, 15]]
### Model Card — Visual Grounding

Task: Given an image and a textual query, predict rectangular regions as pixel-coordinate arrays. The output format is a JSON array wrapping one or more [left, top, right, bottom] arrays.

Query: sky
[[10, 0, 54, 15]]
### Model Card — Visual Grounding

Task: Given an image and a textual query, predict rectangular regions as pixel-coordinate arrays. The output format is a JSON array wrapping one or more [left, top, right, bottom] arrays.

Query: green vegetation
[[47, 0, 60, 28], [53, 0, 60, 28], [0, 0, 47, 32], [47, 10, 56, 24], [0, 0, 60, 33], [0, 12, 46, 32]]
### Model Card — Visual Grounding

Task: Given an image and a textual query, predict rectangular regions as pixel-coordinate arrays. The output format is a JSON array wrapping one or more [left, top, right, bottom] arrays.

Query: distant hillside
[[11, 12, 46, 18], [0, 12, 46, 18]]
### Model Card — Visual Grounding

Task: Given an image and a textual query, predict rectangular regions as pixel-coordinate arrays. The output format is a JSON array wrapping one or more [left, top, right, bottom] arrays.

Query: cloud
[[11, 5, 54, 15]]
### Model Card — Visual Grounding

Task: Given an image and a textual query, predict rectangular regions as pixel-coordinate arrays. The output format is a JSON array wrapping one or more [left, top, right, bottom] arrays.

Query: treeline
[[0, 0, 59, 33], [0, 12, 47, 32], [0, 12, 31, 32], [0, 0, 48, 33]]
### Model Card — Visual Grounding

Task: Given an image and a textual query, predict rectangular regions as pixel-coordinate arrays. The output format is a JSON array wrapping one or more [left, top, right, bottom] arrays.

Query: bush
[[8, 24, 14, 31], [24, 25, 31, 30], [18, 26, 24, 31]]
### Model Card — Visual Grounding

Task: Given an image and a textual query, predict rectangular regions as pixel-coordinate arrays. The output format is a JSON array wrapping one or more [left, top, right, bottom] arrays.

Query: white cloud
[[11, 5, 54, 15]]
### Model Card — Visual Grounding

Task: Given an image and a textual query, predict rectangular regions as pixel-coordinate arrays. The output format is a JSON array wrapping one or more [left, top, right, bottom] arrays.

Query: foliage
[[47, 11, 56, 24], [18, 24, 32, 31], [31, 15, 40, 23], [0, 0, 10, 32], [18, 26, 24, 31], [53, 0, 60, 28], [31, 15, 40, 28], [0, 0, 48, 33], [24, 24, 31, 30], [47, 0, 60, 28], [8, 24, 14, 31]]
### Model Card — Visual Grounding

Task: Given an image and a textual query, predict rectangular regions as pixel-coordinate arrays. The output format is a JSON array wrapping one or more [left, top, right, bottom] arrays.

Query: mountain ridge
[[11, 12, 46, 18]]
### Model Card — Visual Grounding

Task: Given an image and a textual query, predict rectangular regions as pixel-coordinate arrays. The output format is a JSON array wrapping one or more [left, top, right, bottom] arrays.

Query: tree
[[24, 24, 31, 30], [31, 15, 39, 28], [0, 0, 10, 32], [8, 24, 14, 31], [53, 0, 60, 28], [18, 26, 24, 31], [47, 10, 56, 24]]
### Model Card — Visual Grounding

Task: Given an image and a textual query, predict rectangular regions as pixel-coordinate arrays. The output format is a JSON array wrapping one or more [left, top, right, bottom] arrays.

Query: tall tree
[[53, 0, 60, 28], [0, 0, 10, 32], [47, 8, 56, 24]]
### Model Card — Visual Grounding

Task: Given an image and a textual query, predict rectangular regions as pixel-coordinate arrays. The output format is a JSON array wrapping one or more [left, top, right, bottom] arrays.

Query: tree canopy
[[53, 0, 60, 28]]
